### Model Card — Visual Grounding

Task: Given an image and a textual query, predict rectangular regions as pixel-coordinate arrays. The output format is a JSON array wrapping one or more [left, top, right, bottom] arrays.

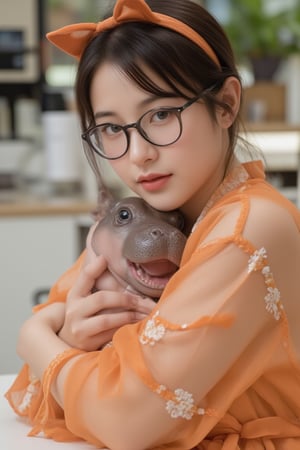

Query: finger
[[73, 327, 120, 352], [81, 309, 145, 336], [85, 291, 156, 317], [66, 288, 155, 323], [134, 296, 157, 314], [66, 311, 145, 351], [68, 256, 107, 298]]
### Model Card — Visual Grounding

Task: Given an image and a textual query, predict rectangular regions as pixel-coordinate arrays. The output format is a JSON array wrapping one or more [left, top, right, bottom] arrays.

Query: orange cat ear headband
[[46, 0, 220, 68]]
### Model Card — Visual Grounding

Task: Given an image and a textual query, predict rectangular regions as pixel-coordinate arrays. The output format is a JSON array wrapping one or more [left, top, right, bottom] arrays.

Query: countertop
[[0, 194, 96, 217], [0, 374, 105, 449]]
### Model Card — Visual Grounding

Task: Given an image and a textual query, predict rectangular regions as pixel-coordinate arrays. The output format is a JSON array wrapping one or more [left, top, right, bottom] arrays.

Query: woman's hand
[[58, 255, 156, 351]]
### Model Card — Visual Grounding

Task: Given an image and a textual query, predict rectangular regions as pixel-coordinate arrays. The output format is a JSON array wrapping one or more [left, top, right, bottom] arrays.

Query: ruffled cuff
[[29, 348, 84, 442], [5, 364, 42, 421]]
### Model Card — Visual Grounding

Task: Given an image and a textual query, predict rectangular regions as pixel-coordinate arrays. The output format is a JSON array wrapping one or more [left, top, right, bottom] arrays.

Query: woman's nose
[[127, 129, 158, 165]]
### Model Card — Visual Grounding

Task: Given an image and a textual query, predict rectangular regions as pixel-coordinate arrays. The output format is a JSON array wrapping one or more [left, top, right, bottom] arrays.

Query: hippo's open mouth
[[128, 259, 178, 292]]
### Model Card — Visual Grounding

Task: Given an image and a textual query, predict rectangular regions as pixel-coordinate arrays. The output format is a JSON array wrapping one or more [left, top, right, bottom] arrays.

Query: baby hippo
[[89, 197, 187, 300]]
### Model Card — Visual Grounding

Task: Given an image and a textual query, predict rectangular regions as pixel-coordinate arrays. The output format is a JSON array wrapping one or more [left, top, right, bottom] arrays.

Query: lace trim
[[29, 348, 84, 436], [192, 164, 249, 232], [139, 310, 233, 347]]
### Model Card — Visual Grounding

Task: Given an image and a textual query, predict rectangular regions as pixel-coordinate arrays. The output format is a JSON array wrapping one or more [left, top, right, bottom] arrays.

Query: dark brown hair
[[75, 0, 244, 203]]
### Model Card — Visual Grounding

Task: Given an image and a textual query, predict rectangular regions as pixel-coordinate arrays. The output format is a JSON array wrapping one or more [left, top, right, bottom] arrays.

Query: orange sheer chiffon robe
[[6, 160, 300, 450]]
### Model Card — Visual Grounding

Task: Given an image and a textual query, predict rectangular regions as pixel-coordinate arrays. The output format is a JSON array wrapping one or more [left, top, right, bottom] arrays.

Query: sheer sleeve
[[5, 252, 86, 420], [31, 197, 294, 450]]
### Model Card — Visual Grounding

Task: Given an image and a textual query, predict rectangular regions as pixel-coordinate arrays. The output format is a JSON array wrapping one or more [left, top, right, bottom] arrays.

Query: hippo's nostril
[[150, 229, 163, 238]]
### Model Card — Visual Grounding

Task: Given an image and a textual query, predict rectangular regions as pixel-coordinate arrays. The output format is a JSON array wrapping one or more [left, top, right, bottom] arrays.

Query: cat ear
[[46, 23, 99, 59], [46, 0, 155, 59], [46, 0, 220, 65]]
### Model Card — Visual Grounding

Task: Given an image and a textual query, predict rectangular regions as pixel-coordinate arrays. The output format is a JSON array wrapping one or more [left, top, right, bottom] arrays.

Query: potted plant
[[224, 0, 300, 80]]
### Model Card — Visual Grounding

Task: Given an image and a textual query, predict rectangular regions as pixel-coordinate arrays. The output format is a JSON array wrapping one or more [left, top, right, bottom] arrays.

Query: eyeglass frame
[[81, 84, 216, 160]]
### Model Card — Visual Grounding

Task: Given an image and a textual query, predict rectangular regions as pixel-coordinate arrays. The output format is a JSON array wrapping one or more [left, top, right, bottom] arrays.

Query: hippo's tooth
[[134, 263, 167, 289], [136, 266, 148, 282], [136, 265, 144, 276]]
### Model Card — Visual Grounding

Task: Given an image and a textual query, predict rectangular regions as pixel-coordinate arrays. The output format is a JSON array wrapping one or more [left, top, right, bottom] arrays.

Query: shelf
[[245, 122, 300, 132], [0, 194, 96, 217], [242, 128, 300, 171], [241, 126, 300, 208]]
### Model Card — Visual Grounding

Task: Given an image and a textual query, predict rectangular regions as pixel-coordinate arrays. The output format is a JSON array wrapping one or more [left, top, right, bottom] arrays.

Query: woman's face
[[90, 62, 234, 226]]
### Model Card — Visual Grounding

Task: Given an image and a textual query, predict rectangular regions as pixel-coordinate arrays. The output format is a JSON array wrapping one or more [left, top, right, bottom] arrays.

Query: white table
[[0, 374, 102, 449]]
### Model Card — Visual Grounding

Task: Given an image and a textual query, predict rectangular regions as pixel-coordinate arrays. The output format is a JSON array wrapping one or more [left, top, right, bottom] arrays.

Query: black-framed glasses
[[82, 87, 212, 160]]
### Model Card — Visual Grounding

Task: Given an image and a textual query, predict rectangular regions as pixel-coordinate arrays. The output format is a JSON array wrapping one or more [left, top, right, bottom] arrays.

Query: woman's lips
[[138, 174, 172, 192]]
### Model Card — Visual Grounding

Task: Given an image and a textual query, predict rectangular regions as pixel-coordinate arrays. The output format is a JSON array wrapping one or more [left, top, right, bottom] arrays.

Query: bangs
[[87, 22, 216, 98]]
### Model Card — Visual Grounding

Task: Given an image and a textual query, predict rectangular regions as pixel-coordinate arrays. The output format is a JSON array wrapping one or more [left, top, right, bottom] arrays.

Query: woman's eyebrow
[[94, 110, 114, 120], [93, 94, 180, 120]]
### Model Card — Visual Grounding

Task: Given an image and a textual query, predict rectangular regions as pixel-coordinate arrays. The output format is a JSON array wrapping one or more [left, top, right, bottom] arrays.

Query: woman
[[6, 0, 300, 449]]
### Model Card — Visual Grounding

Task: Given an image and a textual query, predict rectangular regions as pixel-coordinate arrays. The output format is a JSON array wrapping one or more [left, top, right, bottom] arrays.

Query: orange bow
[[46, 0, 220, 67]]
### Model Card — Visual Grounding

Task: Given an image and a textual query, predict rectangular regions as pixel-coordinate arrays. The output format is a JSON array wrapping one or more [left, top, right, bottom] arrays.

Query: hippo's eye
[[115, 208, 132, 225]]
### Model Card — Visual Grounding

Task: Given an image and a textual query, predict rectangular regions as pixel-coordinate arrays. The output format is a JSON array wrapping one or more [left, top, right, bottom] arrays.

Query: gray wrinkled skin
[[91, 197, 187, 300]]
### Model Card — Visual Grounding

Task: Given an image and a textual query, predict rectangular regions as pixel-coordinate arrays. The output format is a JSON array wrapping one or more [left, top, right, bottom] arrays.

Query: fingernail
[[135, 313, 147, 320]]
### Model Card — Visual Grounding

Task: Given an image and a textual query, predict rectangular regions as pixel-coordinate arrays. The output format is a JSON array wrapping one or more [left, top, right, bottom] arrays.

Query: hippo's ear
[[93, 187, 115, 221]]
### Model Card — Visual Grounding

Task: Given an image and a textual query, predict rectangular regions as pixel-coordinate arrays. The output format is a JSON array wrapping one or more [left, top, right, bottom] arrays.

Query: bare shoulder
[[245, 197, 299, 246]]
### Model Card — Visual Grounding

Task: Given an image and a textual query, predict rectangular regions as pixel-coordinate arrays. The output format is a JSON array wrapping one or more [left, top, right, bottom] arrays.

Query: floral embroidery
[[262, 265, 273, 283], [18, 373, 39, 413], [192, 165, 249, 231], [139, 311, 166, 345], [265, 287, 282, 320], [165, 388, 208, 420], [156, 384, 167, 394], [166, 388, 195, 419], [247, 247, 267, 273], [248, 247, 283, 320]]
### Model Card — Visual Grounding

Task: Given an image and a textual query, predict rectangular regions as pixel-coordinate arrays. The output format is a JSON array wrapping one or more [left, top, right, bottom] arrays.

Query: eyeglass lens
[[88, 108, 182, 159]]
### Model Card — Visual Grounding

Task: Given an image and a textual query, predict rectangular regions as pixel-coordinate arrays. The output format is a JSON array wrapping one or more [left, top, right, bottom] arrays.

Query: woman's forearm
[[17, 303, 70, 380]]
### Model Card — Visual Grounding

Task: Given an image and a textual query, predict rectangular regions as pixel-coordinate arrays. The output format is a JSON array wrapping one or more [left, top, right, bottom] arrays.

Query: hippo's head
[[91, 197, 187, 300]]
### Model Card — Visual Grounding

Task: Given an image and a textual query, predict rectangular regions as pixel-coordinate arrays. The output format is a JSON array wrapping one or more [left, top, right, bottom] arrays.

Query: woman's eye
[[115, 208, 132, 225], [152, 109, 172, 122], [102, 124, 122, 136]]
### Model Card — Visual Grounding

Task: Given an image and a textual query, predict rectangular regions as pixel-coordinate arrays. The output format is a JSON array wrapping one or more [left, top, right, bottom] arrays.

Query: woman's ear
[[216, 76, 241, 128]]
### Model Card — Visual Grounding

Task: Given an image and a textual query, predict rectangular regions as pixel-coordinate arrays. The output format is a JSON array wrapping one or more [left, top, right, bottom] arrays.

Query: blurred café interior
[[1, 0, 300, 374]]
